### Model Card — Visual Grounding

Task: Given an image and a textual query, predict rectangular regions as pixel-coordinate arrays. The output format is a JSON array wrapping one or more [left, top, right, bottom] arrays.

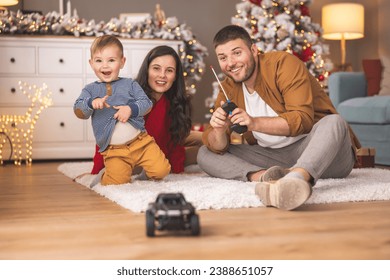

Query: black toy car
[[145, 193, 200, 237]]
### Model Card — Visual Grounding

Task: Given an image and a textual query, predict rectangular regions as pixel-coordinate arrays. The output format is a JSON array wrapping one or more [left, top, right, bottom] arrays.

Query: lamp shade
[[322, 3, 364, 40], [0, 0, 18, 6]]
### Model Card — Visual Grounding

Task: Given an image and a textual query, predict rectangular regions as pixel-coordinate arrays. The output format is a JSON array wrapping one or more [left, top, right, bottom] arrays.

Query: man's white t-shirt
[[243, 83, 306, 148]]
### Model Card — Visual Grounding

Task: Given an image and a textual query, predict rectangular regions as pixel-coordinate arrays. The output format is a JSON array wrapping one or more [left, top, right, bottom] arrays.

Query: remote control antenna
[[210, 66, 230, 102]]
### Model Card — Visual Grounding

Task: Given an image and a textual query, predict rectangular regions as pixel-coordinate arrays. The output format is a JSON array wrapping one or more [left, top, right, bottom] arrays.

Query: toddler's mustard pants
[[100, 132, 171, 185]]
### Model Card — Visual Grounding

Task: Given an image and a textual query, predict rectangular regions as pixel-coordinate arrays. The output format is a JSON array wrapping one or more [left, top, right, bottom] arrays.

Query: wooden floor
[[0, 161, 390, 260]]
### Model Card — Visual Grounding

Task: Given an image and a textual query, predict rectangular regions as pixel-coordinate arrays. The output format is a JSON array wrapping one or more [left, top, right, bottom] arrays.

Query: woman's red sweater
[[144, 94, 185, 173]]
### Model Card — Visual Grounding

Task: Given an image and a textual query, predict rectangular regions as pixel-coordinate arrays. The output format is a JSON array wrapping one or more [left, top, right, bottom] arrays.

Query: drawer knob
[[11, 87, 16, 93], [59, 88, 64, 93], [59, 58, 64, 63], [10, 57, 15, 63], [60, 122, 65, 127]]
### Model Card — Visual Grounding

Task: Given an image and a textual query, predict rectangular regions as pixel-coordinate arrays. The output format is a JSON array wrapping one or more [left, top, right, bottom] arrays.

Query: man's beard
[[227, 56, 256, 83]]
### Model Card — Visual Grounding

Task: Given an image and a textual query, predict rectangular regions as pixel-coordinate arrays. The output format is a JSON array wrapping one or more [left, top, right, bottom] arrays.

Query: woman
[[91, 45, 202, 174]]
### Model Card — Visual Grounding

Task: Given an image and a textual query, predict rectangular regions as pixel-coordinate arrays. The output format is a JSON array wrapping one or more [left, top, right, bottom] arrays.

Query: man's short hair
[[213, 25, 253, 49]]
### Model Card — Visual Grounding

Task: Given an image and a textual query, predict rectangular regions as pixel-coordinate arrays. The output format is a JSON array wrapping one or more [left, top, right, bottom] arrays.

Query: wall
[[9, 0, 388, 123], [378, 0, 390, 57]]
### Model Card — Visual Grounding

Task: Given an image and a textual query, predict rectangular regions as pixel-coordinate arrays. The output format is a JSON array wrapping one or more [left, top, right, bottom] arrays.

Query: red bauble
[[300, 47, 314, 62], [318, 75, 325, 81], [249, 0, 262, 6], [300, 5, 310, 16], [293, 47, 314, 63], [252, 25, 259, 35]]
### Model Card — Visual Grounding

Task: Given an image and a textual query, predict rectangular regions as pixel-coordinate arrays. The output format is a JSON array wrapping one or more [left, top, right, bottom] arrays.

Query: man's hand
[[210, 101, 230, 132], [92, 95, 110, 110], [207, 101, 231, 151], [113, 105, 131, 123], [229, 107, 253, 131]]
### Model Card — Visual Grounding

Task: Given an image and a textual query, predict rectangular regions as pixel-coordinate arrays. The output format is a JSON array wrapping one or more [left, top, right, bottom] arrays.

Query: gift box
[[354, 147, 376, 168]]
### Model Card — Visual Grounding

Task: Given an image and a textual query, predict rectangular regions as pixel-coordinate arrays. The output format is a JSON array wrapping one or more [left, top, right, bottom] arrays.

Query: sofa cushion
[[362, 59, 382, 96], [338, 96, 390, 124]]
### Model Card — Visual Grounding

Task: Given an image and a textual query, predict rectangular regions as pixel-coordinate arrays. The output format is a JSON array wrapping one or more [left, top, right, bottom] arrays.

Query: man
[[197, 25, 360, 211]]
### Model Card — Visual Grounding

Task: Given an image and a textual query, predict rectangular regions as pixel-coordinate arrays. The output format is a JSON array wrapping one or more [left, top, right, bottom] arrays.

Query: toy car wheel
[[146, 210, 155, 237], [190, 214, 200, 236]]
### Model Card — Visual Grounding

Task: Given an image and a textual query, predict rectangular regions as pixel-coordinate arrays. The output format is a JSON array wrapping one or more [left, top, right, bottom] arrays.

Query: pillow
[[362, 59, 382, 96], [379, 55, 390, 96]]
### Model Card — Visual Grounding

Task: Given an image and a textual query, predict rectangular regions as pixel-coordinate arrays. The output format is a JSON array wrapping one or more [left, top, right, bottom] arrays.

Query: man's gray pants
[[197, 115, 356, 185]]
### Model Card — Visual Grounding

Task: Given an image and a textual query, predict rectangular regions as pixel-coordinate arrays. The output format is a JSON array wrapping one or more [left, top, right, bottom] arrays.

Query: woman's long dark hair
[[136, 45, 192, 145]]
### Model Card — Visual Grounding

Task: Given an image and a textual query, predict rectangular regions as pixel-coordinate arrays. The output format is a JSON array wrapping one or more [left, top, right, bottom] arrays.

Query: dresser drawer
[[0, 78, 83, 106], [0, 78, 30, 105], [127, 48, 150, 78], [33, 107, 85, 142], [40, 78, 84, 105], [0, 107, 84, 142], [38, 47, 83, 74], [0, 47, 35, 74]]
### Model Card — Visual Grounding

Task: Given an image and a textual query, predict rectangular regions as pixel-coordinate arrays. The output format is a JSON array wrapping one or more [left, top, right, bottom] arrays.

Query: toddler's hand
[[92, 95, 110, 110], [113, 105, 131, 123]]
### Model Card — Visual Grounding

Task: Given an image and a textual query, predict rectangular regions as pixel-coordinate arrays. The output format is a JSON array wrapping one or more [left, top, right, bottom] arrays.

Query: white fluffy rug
[[58, 162, 390, 213]]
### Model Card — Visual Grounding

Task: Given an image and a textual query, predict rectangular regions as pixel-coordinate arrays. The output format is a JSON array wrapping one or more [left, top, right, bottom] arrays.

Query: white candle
[[59, 0, 63, 15], [66, 1, 71, 16]]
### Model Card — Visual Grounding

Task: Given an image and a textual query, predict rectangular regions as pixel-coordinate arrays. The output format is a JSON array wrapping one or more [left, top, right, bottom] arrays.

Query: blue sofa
[[328, 72, 390, 165]]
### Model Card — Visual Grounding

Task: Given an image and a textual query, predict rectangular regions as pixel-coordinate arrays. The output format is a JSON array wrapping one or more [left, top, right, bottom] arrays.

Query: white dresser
[[0, 36, 182, 160]]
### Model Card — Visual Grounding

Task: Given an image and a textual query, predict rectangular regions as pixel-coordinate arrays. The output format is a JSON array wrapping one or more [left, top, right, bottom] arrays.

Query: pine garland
[[0, 10, 208, 95]]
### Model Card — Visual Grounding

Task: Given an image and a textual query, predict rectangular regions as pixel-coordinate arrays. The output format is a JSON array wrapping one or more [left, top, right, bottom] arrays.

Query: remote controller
[[222, 101, 248, 134], [210, 66, 248, 135]]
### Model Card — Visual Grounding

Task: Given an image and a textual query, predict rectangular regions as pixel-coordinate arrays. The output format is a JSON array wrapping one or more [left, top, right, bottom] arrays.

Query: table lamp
[[322, 3, 364, 71], [0, 0, 18, 10]]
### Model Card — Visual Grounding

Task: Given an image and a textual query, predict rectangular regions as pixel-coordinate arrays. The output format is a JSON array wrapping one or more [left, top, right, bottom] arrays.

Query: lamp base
[[333, 63, 353, 72]]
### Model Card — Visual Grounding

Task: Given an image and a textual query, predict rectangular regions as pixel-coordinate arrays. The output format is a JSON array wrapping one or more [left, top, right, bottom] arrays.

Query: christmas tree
[[231, 0, 333, 86]]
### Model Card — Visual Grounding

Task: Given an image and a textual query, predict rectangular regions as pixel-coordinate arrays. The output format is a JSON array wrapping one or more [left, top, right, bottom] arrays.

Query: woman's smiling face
[[148, 54, 177, 96]]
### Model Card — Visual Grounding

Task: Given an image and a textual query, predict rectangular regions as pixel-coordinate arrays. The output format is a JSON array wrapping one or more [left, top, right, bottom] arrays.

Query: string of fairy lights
[[0, 82, 53, 165], [0, 9, 208, 95]]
